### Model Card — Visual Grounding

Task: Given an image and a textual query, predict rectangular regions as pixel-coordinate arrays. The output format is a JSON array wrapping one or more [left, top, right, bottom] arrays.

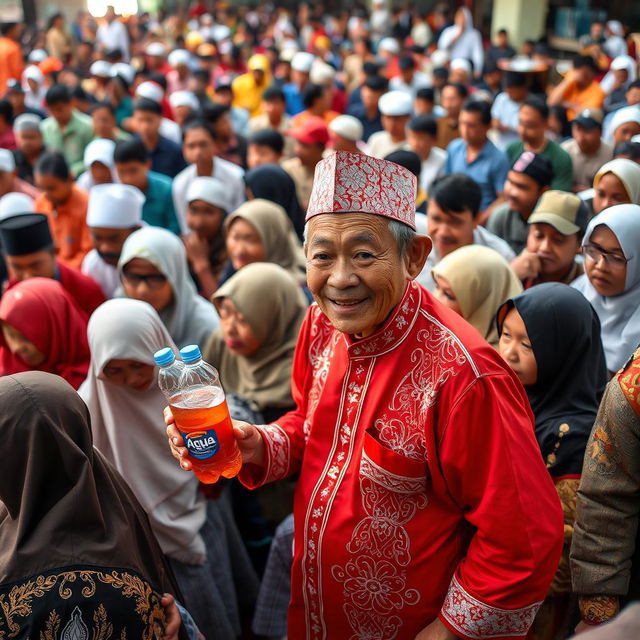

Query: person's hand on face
[[183, 231, 211, 273], [510, 250, 541, 281]]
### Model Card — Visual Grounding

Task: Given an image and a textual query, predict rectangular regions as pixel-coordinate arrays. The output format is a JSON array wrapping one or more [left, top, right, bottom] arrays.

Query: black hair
[[302, 83, 326, 109], [0, 99, 13, 124], [355, 37, 372, 52], [549, 105, 571, 139], [148, 72, 167, 91], [114, 138, 149, 164], [182, 118, 218, 141], [248, 128, 285, 154], [497, 28, 508, 36], [431, 174, 482, 218], [408, 114, 437, 136], [628, 80, 640, 91], [202, 103, 230, 125], [262, 85, 285, 102], [35, 151, 70, 180], [482, 62, 499, 75], [613, 141, 640, 161], [0, 22, 17, 37], [385, 150, 422, 179], [442, 82, 468, 100], [504, 71, 527, 88], [461, 98, 492, 125], [133, 97, 162, 115], [193, 69, 210, 83], [71, 86, 93, 104], [522, 95, 549, 120], [363, 61, 383, 77], [415, 87, 435, 102], [47, 12, 64, 31], [90, 101, 115, 116], [574, 54, 597, 71], [364, 75, 388, 93], [45, 84, 71, 106], [399, 55, 415, 71]]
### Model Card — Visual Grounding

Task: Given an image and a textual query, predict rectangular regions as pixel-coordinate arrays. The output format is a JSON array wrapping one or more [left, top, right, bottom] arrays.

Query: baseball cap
[[329, 115, 363, 142], [572, 108, 603, 129], [511, 151, 553, 188], [286, 117, 329, 145], [528, 190, 589, 235]]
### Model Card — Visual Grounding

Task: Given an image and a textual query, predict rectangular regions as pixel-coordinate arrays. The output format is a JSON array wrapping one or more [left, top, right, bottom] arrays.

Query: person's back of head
[[35, 151, 70, 181], [431, 174, 482, 218], [114, 138, 149, 165], [45, 84, 72, 108], [0, 99, 13, 127], [302, 83, 325, 111]]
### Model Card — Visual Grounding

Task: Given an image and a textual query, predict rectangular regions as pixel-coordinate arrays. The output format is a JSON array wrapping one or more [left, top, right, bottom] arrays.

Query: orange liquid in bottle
[[171, 397, 242, 484]]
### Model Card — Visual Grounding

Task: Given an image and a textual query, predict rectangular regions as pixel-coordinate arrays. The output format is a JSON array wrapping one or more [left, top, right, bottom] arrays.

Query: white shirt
[[419, 147, 447, 194], [366, 131, 409, 159], [160, 118, 182, 145], [81, 249, 119, 298], [415, 212, 516, 291], [96, 20, 129, 60], [172, 158, 245, 233], [491, 92, 523, 150]]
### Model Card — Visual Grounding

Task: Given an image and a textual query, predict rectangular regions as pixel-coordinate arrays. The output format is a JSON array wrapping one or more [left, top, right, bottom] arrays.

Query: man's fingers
[[163, 406, 175, 425]]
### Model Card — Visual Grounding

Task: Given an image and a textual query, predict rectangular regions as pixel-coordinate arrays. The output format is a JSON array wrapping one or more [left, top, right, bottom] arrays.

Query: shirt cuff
[[439, 574, 541, 639], [238, 423, 290, 489]]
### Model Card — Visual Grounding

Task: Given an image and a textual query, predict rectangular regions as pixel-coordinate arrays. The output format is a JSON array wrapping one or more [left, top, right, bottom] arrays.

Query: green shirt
[[41, 109, 95, 178], [507, 139, 574, 192], [143, 171, 181, 235]]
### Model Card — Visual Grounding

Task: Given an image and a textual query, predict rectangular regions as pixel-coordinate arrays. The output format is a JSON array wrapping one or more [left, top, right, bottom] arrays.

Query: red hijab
[[0, 278, 90, 389]]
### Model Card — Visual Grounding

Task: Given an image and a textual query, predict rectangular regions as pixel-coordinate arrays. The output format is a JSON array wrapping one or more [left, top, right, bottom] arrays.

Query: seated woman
[[0, 278, 90, 389], [0, 371, 186, 638], [571, 204, 640, 374], [244, 163, 306, 240], [591, 158, 640, 216], [80, 298, 256, 636], [496, 283, 608, 638], [431, 245, 522, 348], [118, 226, 219, 349], [222, 199, 308, 299]]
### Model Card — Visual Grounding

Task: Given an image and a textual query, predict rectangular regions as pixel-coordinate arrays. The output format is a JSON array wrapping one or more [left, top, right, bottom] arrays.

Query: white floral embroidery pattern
[[441, 575, 541, 639], [258, 423, 290, 483]]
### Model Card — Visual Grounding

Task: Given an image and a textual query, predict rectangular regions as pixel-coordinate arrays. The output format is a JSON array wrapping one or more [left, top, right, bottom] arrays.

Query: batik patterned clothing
[[240, 281, 564, 640]]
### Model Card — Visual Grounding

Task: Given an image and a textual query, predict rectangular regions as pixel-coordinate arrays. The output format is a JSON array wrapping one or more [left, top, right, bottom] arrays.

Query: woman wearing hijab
[[244, 163, 306, 240], [0, 372, 187, 639], [118, 226, 219, 349], [76, 138, 118, 192], [0, 278, 90, 389], [437, 7, 484, 79], [497, 283, 608, 639], [603, 21, 628, 59], [572, 204, 640, 375], [600, 55, 637, 112], [431, 246, 523, 349], [591, 158, 640, 215], [80, 298, 256, 637], [222, 199, 309, 299]]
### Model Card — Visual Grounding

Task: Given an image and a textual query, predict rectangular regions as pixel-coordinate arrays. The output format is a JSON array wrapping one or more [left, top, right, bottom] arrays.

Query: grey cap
[[13, 113, 42, 133]]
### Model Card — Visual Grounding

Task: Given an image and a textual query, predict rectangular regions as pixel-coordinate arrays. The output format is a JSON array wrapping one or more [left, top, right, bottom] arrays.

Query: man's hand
[[510, 250, 541, 281], [161, 594, 181, 640], [574, 621, 594, 635], [414, 618, 458, 640], [164, 407, 266, 469]]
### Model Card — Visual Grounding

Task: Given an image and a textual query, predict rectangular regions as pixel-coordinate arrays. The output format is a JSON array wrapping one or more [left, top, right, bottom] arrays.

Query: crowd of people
[[1, 2, 640, 639]]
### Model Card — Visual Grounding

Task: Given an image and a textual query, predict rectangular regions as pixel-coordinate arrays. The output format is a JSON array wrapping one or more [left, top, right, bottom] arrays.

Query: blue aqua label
[[181, 429, 220, 460]]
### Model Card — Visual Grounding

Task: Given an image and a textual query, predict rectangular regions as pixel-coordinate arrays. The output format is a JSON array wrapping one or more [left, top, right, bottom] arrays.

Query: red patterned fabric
[[305, 150, 418, 230], [240, 281, 564, 640]]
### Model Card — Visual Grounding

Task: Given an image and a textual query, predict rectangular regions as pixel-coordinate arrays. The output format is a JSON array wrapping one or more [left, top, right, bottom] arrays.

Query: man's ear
[[405, 234, 432, 280]]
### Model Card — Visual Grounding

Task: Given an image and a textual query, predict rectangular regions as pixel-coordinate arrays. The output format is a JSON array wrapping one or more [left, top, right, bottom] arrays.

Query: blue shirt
[[282, 83, 304, 116], [444, 138, 510, 211], [143, 135, 187, 179], [347, 103, 383, 143], [143, 171, 181, 235]]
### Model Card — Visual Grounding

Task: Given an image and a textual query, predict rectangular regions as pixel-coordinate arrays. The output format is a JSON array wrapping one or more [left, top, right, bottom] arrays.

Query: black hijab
[[0, 372, 182, 599], [497, 283, 608, 478], [245, 163, 306, 240]]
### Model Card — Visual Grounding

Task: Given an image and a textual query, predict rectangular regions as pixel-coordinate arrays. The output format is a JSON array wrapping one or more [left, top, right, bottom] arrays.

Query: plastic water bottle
[[156, 344, 242, 484]]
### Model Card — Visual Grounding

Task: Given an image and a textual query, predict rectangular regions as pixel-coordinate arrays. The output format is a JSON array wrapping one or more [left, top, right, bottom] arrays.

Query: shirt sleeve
[[437, 373, 564, 640]]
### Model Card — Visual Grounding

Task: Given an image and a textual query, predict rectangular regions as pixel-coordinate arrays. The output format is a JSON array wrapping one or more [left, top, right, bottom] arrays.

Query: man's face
[[449, 69, 469, 85], [407, 129, 434, 160], [182, 127, 217, 166], [459, 110, 488, 148], [295, 141, 324, 167], [90, 226, 137, 266], [361, 86, 382, 111], [574, 65, 594, 87], [15, 129, 42, 156], [381, 114, 408, 141], [613, 121, 640, 145], [440, 86, 463, 119], [527, 223, 580, 280], [92, 107, 115, 138], [572, 123, 601, 154], [247, 143, 281, 169], [48, 102, 73, 127], [504, 171, 544, 217], [173, 105, 193, 127], [263, 98, 285, 121], [7, 91, 25, 113], [116, 160, 149, 192], [427, 197, 475, 258], [252, 69, 265, 86], [213, 88, 233, 107], [517, 105, 545, 147], [35, 174, 71, 206], [414, 98, 433, 116], [305, 214, 422, 337], [291, 69, 309, 87], [187, 199, 225, 239], [626, 86, 640, 106], [496, 32, 508, 48], [6, 250, 56, 281], [132, 110, 161, 140], [505, 86, 527, 103]]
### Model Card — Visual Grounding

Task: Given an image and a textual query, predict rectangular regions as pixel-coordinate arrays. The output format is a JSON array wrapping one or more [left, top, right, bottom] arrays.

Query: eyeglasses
[[583, 244, 630, 270], [121, 270, 168, 289]]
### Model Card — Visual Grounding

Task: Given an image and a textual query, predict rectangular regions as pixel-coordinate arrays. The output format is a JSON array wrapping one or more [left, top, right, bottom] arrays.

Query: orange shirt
[[291, 109, 339, 129], [0, 37, 24, 94], [34, 185, 92, 270], [562, 80, 605, 120]]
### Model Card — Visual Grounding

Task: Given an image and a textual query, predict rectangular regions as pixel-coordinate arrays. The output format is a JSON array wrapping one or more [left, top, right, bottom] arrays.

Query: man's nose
[[327, 259, 359, 289]]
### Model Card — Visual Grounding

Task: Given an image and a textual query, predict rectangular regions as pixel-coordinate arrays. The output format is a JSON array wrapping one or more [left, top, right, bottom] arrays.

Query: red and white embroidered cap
[[306, 151, 417, 230]]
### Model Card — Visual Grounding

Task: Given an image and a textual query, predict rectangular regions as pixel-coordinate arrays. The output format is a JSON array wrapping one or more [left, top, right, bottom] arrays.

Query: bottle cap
[[153, 347, 176, 367], [180, 344, 202, 364]]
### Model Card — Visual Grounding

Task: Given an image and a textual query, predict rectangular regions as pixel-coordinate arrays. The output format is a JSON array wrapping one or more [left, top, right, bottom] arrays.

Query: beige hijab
[[432, 245, 523, 348], [205, 262, 308, 411], [593, 158, 640, 204], [224, 199, 307, 284]]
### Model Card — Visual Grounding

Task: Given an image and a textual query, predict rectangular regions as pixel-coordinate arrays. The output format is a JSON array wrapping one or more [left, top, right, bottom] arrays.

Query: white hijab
[[604, 105, 640, 143], [79, 299, 207, 564], [572, 204, 640, 372], [118, 226, 220, 350], [600, 55, 637, 95], [437, 7, 484, 76]]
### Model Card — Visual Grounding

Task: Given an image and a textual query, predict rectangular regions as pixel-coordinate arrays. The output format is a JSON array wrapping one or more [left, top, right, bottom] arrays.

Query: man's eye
[[312, 253, 330, 261], [355, 252, 374, 260]]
